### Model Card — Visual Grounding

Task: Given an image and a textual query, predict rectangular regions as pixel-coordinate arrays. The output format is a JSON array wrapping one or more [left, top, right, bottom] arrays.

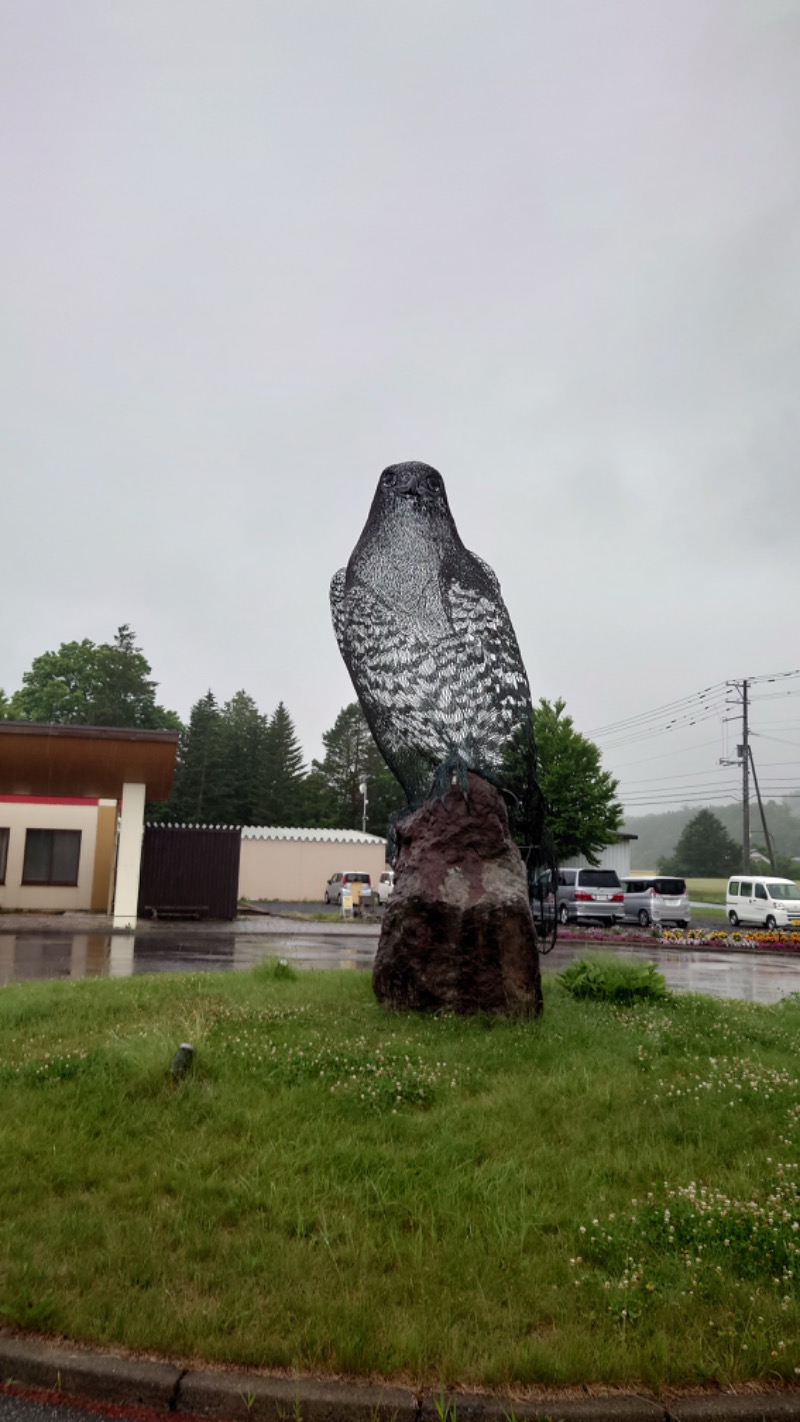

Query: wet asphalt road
[[0, 1397, 110, 1422], [1, 915, 800, 1003]]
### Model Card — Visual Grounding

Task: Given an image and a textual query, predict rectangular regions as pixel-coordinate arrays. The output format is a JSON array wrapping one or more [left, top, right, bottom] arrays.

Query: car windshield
[[580, 870, 620, 888], [767, 882, 800, 900], [653, 878, 686, 895]]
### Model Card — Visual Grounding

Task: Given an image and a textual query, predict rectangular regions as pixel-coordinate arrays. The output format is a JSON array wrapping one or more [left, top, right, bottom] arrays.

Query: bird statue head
[[358, 460, 462, 559], [379, 461, 448, 506]]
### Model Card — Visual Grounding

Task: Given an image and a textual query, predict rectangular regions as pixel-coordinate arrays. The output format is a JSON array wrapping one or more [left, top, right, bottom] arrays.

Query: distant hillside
[[624, 797, 800, 869]]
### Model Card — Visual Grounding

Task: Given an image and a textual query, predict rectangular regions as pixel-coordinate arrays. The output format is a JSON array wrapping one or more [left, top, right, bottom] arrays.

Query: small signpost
[[341, 890, 354, 919]]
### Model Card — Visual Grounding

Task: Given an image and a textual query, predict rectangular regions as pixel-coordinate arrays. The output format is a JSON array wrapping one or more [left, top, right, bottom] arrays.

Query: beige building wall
[[0, 798, 117, 912], [92, 803, 118, 912], [239, 835, 389, 902]]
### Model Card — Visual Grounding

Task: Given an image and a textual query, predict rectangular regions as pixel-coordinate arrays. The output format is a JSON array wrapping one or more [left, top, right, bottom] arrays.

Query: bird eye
[[425, 472, 441, 492], [382, 470, 397, 488]]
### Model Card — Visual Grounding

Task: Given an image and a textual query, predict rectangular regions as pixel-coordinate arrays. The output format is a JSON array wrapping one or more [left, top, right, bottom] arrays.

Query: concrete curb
[[4, 1336, 800, 1422], [0, 1336, 181, 1409]]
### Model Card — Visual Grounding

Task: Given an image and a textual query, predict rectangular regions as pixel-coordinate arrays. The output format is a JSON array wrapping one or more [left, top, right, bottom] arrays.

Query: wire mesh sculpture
[[330, 461, 555, 935]]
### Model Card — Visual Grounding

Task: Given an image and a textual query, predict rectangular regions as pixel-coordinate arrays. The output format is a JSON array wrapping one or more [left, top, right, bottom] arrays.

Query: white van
[[726, 876, 800, 930]]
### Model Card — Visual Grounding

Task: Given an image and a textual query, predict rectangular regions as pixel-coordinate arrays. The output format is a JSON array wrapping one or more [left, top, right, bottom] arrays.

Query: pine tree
[[312, 702, 404, 835], [217, 691, 268, 824], [168, 692, 226, 823], [255, 702, 306, 825], [659, 809, 741, 877]]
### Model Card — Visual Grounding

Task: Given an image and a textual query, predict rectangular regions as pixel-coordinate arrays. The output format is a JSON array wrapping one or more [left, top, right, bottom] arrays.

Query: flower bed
[[555, 924, 800, 953], [661, 926, 800, 952]]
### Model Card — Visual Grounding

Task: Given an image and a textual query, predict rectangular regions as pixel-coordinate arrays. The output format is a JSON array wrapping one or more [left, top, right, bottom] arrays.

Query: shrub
[[558, 953, 668, 1004]]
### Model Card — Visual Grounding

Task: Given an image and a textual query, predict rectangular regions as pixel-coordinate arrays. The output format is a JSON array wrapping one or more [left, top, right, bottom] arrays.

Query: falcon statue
[[330, 460, 535, 810]]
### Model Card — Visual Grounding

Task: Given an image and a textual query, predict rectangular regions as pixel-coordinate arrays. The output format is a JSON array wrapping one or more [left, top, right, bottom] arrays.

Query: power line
[[622, 792, 741, 807], [622, 767, 800, 790], [748, 669, 800, 685], [611, 738, 720, 771], [589, 671, 799, 864], [598, 704, 727, 751], [748, 689, 800, 704], [585, 682, 727, 739], [590, 671, 799, 742], [620, 768, 740, 786]]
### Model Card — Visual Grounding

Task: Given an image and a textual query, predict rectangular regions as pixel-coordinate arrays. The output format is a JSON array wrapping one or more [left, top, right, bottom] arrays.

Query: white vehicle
[[726, 876, 800, 930], [377, 869, 395, 904], [324, 871, 373, 907]]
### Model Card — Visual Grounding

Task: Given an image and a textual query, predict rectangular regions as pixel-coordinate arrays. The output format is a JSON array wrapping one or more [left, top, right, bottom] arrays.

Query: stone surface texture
[[373, 772, 542, 1016]]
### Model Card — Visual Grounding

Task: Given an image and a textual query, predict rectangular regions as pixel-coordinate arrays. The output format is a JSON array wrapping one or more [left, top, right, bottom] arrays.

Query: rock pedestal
[[372, 773, 542, 1017]]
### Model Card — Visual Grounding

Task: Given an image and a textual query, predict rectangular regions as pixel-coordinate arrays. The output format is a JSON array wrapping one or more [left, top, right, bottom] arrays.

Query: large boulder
[[373, 772, 542, 1017]]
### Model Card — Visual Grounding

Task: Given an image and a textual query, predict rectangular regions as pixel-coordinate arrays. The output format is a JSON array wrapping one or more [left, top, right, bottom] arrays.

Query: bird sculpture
[[330, 461, 539, 821]]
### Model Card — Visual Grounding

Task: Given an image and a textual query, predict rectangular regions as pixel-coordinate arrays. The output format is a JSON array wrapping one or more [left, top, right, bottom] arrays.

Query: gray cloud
[[2, 0, 799, 811]]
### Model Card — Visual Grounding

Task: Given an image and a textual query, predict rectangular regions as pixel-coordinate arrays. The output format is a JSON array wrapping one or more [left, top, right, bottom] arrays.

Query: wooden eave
[[0, 723, 179, 801]]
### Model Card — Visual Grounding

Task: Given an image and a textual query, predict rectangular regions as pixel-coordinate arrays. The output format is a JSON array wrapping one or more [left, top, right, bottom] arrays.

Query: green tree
[[505, 697, 623, 863], [10, 625, 181, 730], [296, 766, 338, 827], [168, 692, 226, 823], [0, 689, 17, 720], [256, 702, 306, 825], [311, 702, 404, 835], [217, 690, 268, 824], [658, 809, 741, 877]]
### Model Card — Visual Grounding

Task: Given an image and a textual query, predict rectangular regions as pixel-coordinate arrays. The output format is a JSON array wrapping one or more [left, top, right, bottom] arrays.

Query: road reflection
[[0, 931, 378, 985], [1, 931, 800, 1005]]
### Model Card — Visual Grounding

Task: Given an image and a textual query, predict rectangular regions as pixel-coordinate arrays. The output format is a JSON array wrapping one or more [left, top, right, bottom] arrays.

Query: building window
[[0, 828, 8, 885], [22, 829, 82, 886]]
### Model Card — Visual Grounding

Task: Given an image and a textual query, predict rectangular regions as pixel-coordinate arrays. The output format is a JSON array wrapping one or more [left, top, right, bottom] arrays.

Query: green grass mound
[[1, 961, 800, 1390]]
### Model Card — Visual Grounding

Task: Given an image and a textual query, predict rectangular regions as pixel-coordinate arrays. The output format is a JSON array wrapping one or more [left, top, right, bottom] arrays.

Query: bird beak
[[396, 471, 420, 497]]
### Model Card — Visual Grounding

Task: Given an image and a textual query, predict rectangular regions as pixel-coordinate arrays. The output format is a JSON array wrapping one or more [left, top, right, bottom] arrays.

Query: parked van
[[726, 876, 800, 930], [556, 867, 624, 926], [623, 876, 691, 928]]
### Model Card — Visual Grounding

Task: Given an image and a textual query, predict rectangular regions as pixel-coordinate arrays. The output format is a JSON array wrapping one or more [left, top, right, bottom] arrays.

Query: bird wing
[[335, 554, 531, 802], [445, 555, 532, 769], [329, 568, 347, 651]]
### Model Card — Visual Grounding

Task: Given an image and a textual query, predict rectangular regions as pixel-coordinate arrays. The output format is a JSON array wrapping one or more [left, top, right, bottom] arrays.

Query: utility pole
[[749, 745, 777, 874], [741, 678, 750, 872], [721, 679, 750, 871]]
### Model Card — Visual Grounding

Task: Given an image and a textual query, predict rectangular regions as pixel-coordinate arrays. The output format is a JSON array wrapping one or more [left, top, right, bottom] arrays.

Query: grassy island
[[1, 960, 799, 1391]]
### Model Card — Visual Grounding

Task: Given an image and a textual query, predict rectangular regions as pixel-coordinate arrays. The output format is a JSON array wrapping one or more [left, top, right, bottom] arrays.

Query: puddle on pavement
[[1, 932, 800, 1004], [0, 932, 377, 986]]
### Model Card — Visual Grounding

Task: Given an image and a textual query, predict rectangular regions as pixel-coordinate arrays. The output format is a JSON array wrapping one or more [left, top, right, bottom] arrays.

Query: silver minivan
[[556, 867, 624, 925], [623, 876, 691, 928]]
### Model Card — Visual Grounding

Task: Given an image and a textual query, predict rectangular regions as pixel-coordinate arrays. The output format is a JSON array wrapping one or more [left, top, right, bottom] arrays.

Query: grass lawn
[[2, 962, 800, 1392], [686, 879, 729, 905]]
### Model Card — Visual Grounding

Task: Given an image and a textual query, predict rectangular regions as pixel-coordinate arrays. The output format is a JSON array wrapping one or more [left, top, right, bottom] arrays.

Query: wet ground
[[1, 916, 800, 1004]]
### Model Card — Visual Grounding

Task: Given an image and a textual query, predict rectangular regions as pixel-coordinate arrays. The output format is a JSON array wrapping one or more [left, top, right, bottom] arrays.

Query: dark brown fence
[[138, 826, 241, 920]]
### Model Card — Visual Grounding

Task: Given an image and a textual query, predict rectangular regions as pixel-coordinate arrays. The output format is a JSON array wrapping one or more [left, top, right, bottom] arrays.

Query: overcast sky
[[3, 0, 799, 816]]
